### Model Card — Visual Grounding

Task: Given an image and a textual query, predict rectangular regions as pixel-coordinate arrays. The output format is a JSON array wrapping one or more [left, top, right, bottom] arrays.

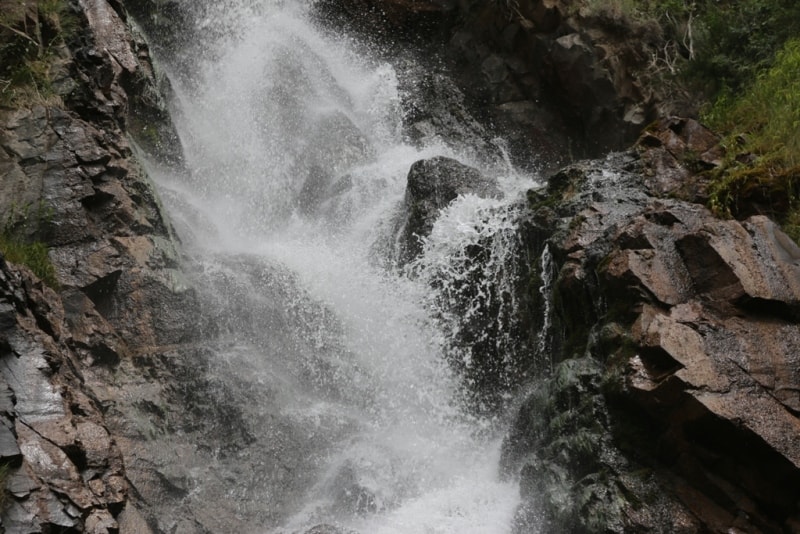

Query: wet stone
[[0, 422, 21, 462], [7, 468, 40, 498]]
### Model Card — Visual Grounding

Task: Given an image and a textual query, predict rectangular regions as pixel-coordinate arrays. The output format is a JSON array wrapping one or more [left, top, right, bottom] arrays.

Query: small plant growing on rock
[[705, 38, 800, 243], [0, 202, 59, 288], [0, 0, 73, 107]]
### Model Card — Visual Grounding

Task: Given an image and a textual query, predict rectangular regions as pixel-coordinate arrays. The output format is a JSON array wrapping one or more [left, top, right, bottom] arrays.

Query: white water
[[150, 2, 539, 532]]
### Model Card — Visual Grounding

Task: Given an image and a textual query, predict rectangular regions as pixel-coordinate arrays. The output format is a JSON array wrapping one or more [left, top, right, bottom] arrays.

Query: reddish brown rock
[[507, 146, 800, 532]]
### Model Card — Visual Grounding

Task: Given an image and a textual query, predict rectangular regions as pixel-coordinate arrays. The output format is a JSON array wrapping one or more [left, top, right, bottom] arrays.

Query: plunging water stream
[[146, 1, 540, 531]]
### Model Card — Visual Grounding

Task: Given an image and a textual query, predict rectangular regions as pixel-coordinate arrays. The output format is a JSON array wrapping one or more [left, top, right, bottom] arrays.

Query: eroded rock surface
[[0, 0, 208, 531], [0, 260, 127, 533], [317, 0, 695, 164], [503, 121, 800, 532], [394, 156, 501, 264]]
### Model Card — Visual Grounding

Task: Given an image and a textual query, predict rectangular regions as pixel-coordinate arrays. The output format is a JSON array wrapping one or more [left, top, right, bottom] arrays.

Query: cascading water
[[145, 1, 541, 532]]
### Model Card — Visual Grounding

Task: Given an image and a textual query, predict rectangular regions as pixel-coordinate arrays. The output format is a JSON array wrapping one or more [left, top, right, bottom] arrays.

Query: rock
[[311, 0, 455, 44], [330, 462, 379, 516], [637, 117, 723, 201], [7, 468, 41, 498], [0, 421, 21, 463], [295, 111, 372, 215], [85, 508, 118, 534], [0, 0, 194, 530], [506, 147, 800, 532], [395, 156, 501, 263], [305, 524, 359, 534], [116, 502, 154, 534], [321, 0, 700, 162]]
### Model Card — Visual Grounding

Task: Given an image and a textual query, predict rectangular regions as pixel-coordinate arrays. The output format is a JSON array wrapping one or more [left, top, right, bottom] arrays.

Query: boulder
[[395, 156, 501, 263]]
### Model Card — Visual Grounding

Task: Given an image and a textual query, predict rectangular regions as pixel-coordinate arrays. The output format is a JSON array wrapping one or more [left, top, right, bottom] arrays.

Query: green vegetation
[[575, 0, 800, 241], [0, 0, 75, 107], [703, 38, 800, 241], [1, 203, 59, 289], [0, 235, 59, 288], [685, 0, 800, 97]]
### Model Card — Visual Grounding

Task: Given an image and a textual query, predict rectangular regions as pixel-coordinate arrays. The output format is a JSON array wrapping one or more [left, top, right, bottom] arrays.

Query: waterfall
[[145, 1, 540, 532], [537, 244, 555, 373]]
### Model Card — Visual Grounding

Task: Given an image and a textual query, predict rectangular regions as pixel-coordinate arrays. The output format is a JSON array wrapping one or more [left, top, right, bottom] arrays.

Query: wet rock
[[395, 156, 501, 263], [330, 462, 380, 516], [305, 524, 359, 534], [0, 421, 22, 462], [296, 111, 372, 215], [506, 148, 800, 532], [312, 0, 455, 44], [0, 0, 196, 530], [331, 0, 700, 162], [637, 117, 723, 202]]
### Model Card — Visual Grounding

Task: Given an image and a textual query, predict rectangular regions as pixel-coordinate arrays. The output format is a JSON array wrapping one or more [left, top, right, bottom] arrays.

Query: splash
[[145, 0, 541, 531]]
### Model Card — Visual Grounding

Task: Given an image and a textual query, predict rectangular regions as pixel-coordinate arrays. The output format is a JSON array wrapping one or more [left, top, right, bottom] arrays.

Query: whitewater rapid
[[147, 1, 540, 532]]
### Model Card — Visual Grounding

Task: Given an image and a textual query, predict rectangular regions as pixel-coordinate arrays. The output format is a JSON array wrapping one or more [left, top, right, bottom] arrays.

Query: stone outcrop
[[316, 0, 696, 165], [394, 156, 501, 263], [391, 156, 537, 415], [0, 0, 204, 531], [3, 0, 799, 532], [312, 0, 456, 45], [502, 120, 800, 532], [0, 259, 126, 533]]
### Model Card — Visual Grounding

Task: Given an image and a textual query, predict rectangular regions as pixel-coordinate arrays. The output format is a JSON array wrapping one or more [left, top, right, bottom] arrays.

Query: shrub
[[685, 0, 800, 98], [704, 38, 800, 242], [0, 0, 73, 107]]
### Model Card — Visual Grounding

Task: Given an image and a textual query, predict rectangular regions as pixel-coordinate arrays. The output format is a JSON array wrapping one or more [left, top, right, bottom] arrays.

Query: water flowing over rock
[[502, 123, 800, 532], [394, 156, 502, 264], [2, 0, 799, 532], [317, 0, 695, 164]]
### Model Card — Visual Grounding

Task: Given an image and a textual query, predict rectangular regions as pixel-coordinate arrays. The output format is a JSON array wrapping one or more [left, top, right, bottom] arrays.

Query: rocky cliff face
[[0, 0, 230, 531], [313, 0, 694, 166], [501, 119, 800, 532], [2, 0, 799, 533], [315, 1, 800, 529]]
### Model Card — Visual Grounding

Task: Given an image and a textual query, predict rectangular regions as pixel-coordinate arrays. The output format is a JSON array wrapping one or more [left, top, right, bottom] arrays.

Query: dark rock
[[637, 117, 723, 202], [330, 462, 379, 516], [312, 0, 456, 45], [398, 67, 499, 160], [395, 156, 501, 263], [505, 146, 800, 532]]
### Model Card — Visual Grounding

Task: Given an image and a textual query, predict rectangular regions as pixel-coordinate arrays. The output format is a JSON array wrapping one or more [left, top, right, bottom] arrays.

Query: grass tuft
[[0, 234, 59, 288], [703, 38, 800, 242], [0, 0, 74, 108]]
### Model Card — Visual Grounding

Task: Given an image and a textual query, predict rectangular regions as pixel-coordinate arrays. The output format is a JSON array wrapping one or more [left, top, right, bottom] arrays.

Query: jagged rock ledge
[[0, 0, 216, 531], [501, 119, 800, 532]]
